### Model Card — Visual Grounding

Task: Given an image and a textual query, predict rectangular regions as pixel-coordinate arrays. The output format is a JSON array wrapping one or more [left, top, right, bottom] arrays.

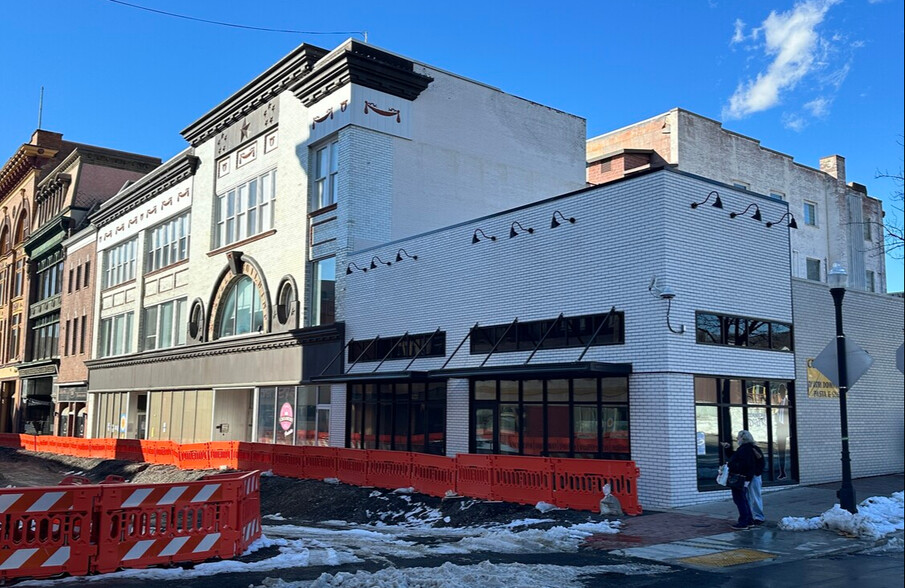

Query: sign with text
[[807, 358, 839, 398]]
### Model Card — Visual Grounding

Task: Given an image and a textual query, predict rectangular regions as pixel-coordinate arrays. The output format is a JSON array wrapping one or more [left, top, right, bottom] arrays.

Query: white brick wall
[[340, 168, 795, 508], [791, 278, 904, 484]]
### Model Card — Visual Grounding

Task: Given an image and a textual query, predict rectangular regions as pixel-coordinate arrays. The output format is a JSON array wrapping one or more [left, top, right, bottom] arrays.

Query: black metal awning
[[430, 361, 632, 379], [310, 370, 432, 383]]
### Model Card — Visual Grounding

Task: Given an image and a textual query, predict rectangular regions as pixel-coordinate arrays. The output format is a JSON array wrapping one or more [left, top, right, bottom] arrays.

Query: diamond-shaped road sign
[[813, 338, 874, 389]]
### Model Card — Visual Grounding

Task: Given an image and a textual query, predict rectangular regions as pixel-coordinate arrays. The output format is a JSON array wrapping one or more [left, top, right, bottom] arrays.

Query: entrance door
[[212, 388, 252, 441]]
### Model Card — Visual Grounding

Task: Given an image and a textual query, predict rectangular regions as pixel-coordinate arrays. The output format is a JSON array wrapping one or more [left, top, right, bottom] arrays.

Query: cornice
[[86, 324, 343, 370], [291, 40, 433, 107], [34, 173, 72, 203], [0, 144, 60, 198], [181, 43, 328, 147], [89, 150, 199, 227]]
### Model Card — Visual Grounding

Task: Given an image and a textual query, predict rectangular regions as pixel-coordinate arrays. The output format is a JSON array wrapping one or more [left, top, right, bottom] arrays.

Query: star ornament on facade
[[240, 119, 250, 140]]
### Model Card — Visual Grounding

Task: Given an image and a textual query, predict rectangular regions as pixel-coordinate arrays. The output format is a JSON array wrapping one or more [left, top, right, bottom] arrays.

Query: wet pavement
[[584, 473, 905, 573]]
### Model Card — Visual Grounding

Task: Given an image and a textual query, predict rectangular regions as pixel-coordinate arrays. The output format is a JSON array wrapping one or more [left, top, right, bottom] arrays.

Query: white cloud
[[723, 0, 839, 120], [731, 19, 746, 44], [804, 97, 831, 117], [782, 113, 808, 132]]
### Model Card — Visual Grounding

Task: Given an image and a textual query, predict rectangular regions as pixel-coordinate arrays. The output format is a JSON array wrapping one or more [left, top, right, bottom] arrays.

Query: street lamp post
[[828, 263, 857, 514]]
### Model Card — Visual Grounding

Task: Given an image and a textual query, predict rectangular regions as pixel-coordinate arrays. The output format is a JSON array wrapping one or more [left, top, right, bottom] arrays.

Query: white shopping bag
[[716, 464, 729, 486]]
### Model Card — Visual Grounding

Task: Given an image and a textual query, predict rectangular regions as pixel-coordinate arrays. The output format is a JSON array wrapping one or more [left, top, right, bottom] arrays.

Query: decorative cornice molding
[[38, 146, 158, 194], [90, 151, 199, 227], [0, 144, 60, 197], [34, 173, 72, 203], [86, 325, 343, 370], [291, 41, 433, 107], [181, 44, 328, 147]]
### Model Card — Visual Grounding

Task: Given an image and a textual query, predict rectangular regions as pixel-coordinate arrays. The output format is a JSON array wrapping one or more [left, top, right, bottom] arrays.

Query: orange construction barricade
[[336, 448, 368, 486], [454, 454, 494, 500], [236, 442, 274, 471], [492, 455, 554, 506], [301, 446, 338, 480], [272, 445, 305, 478], [209, 441, 239, 469], [177, 443, 212, 470], [552, 458, 642, 515], [366, 450, 412, 490], [411, 453, 456, 497]]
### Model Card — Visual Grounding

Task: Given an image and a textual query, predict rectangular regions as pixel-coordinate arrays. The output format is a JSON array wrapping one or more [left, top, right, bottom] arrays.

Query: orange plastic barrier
[[177, 443, 212, 470], [336, 448, 368, 486], [366, 450, 412, 489], [0, 485, 99, 581], [301, 446, 337, 480], [492, 455, 554, 506], [272, 445, 305, 478], [236, 442, 274, 471], [141, 440, 178, 466], [113, 439, 145, 462], [0, 433, 29, 449], [209, 441, 239, 469], [551, 458, 642, 515], [411, 453, 456, 497], [455, 454, 494, 500]]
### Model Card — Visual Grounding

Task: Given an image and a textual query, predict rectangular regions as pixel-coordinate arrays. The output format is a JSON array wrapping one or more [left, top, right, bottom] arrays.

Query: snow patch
[[779, 491, 904, 540]]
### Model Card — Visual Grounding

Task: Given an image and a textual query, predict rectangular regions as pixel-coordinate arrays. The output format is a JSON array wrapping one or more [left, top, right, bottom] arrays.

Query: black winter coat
[[726, 443, 759, 481]]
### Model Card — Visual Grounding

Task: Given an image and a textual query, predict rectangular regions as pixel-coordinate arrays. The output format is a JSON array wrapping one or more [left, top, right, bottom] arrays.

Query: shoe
[[730, 523, 751, 531], [753, 519, 765, 526]]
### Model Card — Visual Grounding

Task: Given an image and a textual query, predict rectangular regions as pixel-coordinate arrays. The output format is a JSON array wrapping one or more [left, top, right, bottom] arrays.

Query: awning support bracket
[[373, 332, 409, 372], [441, 322, 478, 370], [404, 327, 442, 371], [524, 313, 564, 365], [576, 306, 617, 362], [480, 317, 519, 368]]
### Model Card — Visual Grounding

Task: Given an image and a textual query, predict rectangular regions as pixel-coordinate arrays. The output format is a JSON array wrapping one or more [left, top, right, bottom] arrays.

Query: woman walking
[[722, 430, 758, 530]]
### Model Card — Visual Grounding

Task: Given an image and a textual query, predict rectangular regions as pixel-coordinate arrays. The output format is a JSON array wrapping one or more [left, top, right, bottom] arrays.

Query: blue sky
[[2, 0, 903, 290]]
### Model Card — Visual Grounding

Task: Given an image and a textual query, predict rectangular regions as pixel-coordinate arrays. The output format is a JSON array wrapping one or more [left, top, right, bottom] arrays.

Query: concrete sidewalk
[[584, 473, 904, 571]]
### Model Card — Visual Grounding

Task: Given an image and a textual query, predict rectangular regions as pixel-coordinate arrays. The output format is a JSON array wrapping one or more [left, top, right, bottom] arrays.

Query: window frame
[[313, 140, 339, 210], [310, 257, 335, 327], [98, 311, 134, 358], [146, 211, 191, 273], [803, 201, 818, 226], [695, 311, 793, 352], [806, 258, 822, 282], [215, 276, 264, 340], [142, 298, 188, 351], [214, 169, 276, 249], [102, 238, 137, 290]]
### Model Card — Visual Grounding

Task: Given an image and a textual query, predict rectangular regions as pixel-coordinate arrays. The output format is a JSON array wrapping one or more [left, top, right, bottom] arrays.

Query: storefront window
[[257, 387, 276, 443], [348, 381, 445, 454], [470, 377, 629, 459], [694, 376, 796, 490]]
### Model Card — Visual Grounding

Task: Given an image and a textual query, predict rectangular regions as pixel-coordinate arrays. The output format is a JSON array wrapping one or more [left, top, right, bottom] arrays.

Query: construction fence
[[0, 469, 261, 582], [0, 433, 641, 516]]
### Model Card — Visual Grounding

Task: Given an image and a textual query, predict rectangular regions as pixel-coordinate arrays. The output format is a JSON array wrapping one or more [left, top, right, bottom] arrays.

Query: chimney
[[30, 129, 63, 150], [819, 155, 846, 184]]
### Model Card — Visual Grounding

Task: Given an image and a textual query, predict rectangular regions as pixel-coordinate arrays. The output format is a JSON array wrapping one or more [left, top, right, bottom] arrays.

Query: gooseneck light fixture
[[509, 221, 534, 238], [828, 263, 858, 514], [766, 212, 798, 229], [472, 228, 496, 244], [345, 262, 367, 275], [649, 277, 685, 334], [729, 203, 762, 222], [369, 256, 392, 269], [690, 190, 724, 209], [395, 248, 418, 262], [551, 210, 576, 228]]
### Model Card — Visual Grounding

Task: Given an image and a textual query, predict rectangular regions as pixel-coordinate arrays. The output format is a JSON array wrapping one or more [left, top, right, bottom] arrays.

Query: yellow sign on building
[[807, 358, 839, 398]]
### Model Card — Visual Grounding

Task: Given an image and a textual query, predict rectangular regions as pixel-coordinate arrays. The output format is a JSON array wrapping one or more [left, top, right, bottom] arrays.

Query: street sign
[[813, 338, 874, 388]]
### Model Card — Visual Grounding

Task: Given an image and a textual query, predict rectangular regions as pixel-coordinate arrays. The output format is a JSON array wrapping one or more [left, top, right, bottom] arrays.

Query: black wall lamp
[[690, 190, 723, 209], [509, 221, 534, 238], [551, 210, 575, 228], [346, 262, 367, 275], [766, 212, 798, 229], [729, 203, 762, 221], [472, 228, 496, 244], [370, 256, 392, 269], [395, 248, 418, 262]]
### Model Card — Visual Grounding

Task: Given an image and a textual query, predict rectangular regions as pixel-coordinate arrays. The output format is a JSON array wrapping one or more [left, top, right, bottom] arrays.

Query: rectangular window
[[348, 382, 445, 454], [694, 377, 795, 490], [31, 315, 60, 361], [349, 331, 446, 363], [733, 181, 749, 190], [695, 312, 793, 352], [146, 212, 191, 272], [71, 316, 79, 356], [314, 140, 339, 210], [98, 311, 134, 358], [470, 311, 624, 354], [68, 268, 74, 293], [866, 270, 876, 293], [142, 298, 187, 351], [469, 377, 629, 459], [83, 261, 90, 288], [79, 314, 87, 354], [863, 221, 872, 242], [311, 257, 335, 326], [806, 258, 822, 282], [14, 259, 24, 298], [64, 319, 71, 356], [103, 238, 137, 289], [215, 170, 276, 248], [803, 201, 817, 226], [36, 260, 64, 302], [769, 191, 785, 201]]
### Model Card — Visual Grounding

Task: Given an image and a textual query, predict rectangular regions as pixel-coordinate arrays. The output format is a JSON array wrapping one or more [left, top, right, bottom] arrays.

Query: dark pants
[[731, 486, 753, 526]]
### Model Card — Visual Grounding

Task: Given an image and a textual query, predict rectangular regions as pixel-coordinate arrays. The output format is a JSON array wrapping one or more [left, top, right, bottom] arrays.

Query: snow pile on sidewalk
[[778, 491, 904, 540], [255, 560, 672, 588]]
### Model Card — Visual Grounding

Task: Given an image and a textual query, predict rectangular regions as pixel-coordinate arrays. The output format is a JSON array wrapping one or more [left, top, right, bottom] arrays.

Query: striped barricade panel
[[454, 454, 494, 500], [93, 478, 243, 574], [365, 450, 413, 490], [551, 458, 642, 515], [0, 486, 99, 581], [301, 446, 337, 480], [492, 455, 554, 505], [335, 449, 368, 486], [234, 471, 262, 553], [411, 453, 456, 497]]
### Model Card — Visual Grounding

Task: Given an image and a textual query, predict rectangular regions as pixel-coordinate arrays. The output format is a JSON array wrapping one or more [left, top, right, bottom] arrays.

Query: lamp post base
[[837, 485, 858, 514]]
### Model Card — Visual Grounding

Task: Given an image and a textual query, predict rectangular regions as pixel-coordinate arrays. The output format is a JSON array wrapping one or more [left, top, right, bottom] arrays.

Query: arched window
[[14, 213, 28, 244], [216, 276, 263, 339], [0, 226, 9, 256]]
